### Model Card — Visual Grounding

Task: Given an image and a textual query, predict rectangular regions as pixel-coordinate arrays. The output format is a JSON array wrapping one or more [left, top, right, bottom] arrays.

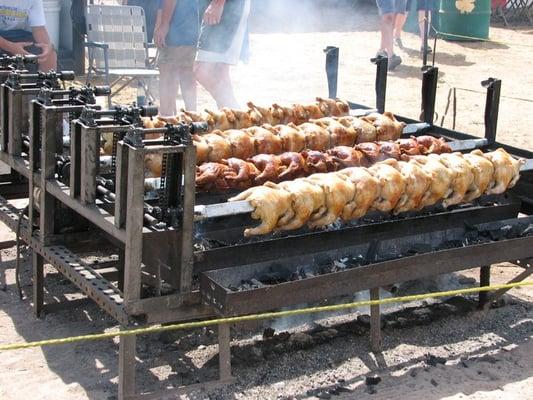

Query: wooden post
[[118, 335, 136, 400], [370, 287, 382, 353], [118, 146, 144, 399], [32, 253, 44, 318], [218, 323, 232, 381], [479, 265, 491, 309]]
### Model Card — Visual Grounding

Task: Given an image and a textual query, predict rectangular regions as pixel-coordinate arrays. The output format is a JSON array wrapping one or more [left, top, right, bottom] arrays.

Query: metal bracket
[[324, 46, 339, 99], [371, 55, 388, 114], [421, 66, 439, 125], [482, 77, 501, 145], [123, 127, 144, 148]]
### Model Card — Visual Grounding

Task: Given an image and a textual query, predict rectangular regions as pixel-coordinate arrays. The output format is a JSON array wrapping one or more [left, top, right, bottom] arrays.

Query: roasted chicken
[[195, 136, 452, 192], [228, 185, 294, 237], [480, 148, 524, 194], [362, 112, 406, 141], [266, 180, 326, 231], [228, 149, 523, 236]]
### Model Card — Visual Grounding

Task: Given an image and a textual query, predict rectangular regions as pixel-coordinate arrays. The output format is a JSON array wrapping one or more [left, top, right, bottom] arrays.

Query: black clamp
[[36, 87, 55, 105], [123, 126, 145, 148], [79, 108, 99, 127]]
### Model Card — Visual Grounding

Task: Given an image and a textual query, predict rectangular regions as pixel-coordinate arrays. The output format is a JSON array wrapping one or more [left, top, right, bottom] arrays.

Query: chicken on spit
[[480, 148, 524, 194], [303, 173, 356, 228], [362, 112, 406, 141], [228, 149, 523, 236], [195, 136, 451, 192], [228, 185, 294, 237], [265, 180, 326, 231]]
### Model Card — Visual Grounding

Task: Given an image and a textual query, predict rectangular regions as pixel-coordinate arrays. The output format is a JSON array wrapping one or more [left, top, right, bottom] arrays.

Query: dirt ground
[[1, 4, 533, 400]]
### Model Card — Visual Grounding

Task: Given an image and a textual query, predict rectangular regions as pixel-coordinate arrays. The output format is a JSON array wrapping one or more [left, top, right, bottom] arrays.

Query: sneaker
[[395, 37, 404, 48], [375, 50, 388, 59], [388, 54, 402, 71], [420, 45, 433, 54]]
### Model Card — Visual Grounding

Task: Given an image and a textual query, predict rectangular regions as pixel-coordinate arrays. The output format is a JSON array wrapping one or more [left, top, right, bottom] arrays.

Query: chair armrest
[[85, 41, 109, 49]]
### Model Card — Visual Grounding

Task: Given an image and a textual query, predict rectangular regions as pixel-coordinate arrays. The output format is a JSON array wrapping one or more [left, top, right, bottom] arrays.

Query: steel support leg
[[324, 46, 339, 99], [482, 78, 501, 145], [118, 334, 136, 400], [370, 287, 382, 353], [218, 323, 232, 381], [32, 253, 44, 318], [479, 265, 491, 309]]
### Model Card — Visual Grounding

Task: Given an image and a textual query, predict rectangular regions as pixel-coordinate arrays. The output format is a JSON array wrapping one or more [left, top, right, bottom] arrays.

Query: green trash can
[[438, 0, 491, 41]]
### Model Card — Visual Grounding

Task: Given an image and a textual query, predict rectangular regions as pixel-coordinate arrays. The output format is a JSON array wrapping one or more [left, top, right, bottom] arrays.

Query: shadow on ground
[[1, 250, 531, 399]]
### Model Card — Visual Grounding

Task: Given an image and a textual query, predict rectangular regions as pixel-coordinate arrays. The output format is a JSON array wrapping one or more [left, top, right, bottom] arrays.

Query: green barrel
[[438, 0, 491, 41]]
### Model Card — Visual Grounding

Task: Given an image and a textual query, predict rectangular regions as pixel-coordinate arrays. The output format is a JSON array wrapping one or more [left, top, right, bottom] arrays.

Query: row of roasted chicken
[[189, 112, 405, 165], [195, 135, 452, 192], [227, 149, 524, 236], [142, 97, 352, 132], [138, 111, 407, 179]]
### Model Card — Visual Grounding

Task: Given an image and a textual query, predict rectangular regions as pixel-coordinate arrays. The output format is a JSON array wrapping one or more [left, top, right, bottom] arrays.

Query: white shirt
[[0, 0, 46, 31]]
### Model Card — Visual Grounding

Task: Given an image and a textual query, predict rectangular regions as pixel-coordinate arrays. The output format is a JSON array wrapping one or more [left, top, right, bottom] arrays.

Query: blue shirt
[[158, 0, 199, 47]]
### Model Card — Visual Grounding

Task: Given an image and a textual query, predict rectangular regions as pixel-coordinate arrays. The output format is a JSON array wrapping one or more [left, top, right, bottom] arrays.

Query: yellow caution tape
[[0, 281, 531, 351]]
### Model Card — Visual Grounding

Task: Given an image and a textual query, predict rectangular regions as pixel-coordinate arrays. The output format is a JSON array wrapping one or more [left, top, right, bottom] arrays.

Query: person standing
[[394, 0, 435, 54], [195, 0, 251, 109], [124, 0, 159, 42], [0, 0, 57, 71], [375, 0, 406, 71], [153, 0, 199, 115]]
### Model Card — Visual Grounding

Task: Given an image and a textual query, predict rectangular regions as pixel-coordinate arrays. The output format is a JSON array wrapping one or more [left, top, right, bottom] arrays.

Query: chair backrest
[[85, 5, 149, 70]]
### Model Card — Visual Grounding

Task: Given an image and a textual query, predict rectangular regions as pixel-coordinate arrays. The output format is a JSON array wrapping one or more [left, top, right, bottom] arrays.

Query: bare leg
[[195, 61, 239, 109], [177, 66, 197, 111], [394, 13, 407, 40], [158, 63, 181, 116], [379, 14, 395, 57]]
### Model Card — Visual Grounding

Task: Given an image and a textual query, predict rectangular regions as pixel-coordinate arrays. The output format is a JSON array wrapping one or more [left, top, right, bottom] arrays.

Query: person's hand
[[154, 23, 169, 48], [34, 42, 54, 61], [203, 0, 225, 25], [7, 41, 32, 56]]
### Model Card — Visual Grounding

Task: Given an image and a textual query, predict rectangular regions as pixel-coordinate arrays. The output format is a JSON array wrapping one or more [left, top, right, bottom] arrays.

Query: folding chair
[[85, 4, 159, 106]]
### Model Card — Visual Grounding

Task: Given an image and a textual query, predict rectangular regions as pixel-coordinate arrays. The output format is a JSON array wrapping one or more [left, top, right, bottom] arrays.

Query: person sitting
[[195, 0, 251, 109], [153, 0, 199, 114], [0, 0, 57, 71]]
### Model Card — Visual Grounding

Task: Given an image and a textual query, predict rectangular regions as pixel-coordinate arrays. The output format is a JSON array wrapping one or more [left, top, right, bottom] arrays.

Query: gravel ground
[[1, 3, 533, 400]]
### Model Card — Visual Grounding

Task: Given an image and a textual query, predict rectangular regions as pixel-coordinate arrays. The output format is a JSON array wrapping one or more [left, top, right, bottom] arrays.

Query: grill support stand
[[218, 323, 233, 381], [372, 56, 388, 114], [370, 287, 382, 353], [32, 253, 44, 318], [483, 78, 501, 145], [324, 46, 339, 99], [421, 66, 439, 125], [479, 265, 491, 308]]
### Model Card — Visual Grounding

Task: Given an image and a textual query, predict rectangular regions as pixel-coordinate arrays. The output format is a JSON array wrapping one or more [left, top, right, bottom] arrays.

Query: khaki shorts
[[158, 46, 197, 67]]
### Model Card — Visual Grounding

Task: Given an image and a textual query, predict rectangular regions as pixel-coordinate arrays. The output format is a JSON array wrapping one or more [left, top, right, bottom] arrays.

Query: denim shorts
[[376, 0, 408, 15], [406, 0, 435, 11]]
